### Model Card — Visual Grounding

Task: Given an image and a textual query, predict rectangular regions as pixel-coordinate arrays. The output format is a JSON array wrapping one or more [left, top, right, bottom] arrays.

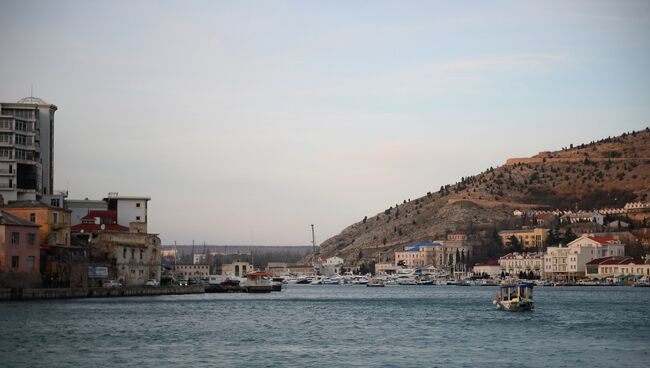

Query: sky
[[0, 0, 649, 245]]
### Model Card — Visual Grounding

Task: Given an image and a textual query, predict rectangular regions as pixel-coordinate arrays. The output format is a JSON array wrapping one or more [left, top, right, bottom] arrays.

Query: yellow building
[[2, 201, 71, 246], [498, 228, 548, 249]]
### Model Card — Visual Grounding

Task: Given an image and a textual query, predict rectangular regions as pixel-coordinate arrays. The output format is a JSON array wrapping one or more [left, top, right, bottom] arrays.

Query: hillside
[[317, 128, 650, 265]]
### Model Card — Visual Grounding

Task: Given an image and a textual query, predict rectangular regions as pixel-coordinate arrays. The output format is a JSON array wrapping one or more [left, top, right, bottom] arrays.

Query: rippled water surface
[[1, 285, 649, 367]]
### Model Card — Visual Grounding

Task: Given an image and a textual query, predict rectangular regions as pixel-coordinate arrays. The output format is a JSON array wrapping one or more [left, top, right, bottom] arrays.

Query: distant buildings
[[498, 228, 548, 249], [394, 241, 471, 269], [175, 264, 210, 280], [499, 252, 544, 277], [0, 97, 57, 202], [222, 260, 252, 277], [472, 260, 501, 278], [544, 235, 625, 280], [586, 256, 650, 279]]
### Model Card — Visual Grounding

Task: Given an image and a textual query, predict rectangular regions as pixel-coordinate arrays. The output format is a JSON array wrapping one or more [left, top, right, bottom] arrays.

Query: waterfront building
[[175, 264, 210, 280], [498, 228, 549, 249], [585, 256, 650, 279], [266, 262, 289, 276], [2, 200, 71, 247], [544, 235, 625, 280], [221, 260, 252, 277], [0, 211, 41, 288], [70, 210, 129, 240], [93, 232, 161, 286], [472, 260, 502, 278], [499, 252, 544, 277], [322, 256, 344, 274], [394, 241, 471, 269], [0, 97, 56, 202]]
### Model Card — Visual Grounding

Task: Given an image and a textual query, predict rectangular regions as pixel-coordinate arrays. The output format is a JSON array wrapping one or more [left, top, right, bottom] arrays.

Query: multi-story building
[[221, 261, 252, 277], [0, 211, 41, 288], [498, 228, 549, 249], [68, 193, 151, 238], [93, 232, 161, 286], [0, 97, 56, 202], [104, 193, 150, 233], [472, 260, 502, 278], [175, 264, 210, 280], [544, 235, 625, 280], [585, 256, 650, 279], [395, 241, 471, 269], [499, 252, 544, 277], [2, 200, 71, 247]]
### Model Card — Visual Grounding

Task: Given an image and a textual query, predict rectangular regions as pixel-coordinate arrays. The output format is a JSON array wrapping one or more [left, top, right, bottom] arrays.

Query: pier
[[0, 285, 205, 301]]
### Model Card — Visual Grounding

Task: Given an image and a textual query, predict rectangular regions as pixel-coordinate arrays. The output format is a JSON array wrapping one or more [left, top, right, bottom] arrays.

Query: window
[[136, 216, 141, 221], [28, 233, 36, 245], [11, 256, 19, 268], [29, 213, 36, 222], [51, 198, 60, 207], [52, 212, 59, 224], [27, 256, 35, 269], [140, 249, 143, 260], [11, 232, 19, 244], [136, 203, 141, 208], [131, 249, 135, 259], [123, 248, 127, 259], [51, 233, 57, 244]]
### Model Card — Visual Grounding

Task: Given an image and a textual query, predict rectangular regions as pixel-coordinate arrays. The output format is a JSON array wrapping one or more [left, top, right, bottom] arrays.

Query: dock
[[0, 285, 205, 301]]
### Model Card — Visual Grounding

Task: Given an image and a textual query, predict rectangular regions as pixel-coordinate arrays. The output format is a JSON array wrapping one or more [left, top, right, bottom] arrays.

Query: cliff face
[[317, 128, 650, 264]]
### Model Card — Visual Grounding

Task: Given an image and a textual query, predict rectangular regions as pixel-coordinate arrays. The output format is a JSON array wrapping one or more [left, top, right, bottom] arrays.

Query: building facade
[[222, 261, 252, 277], [544, 236, 625, 280], [0, 97, 56, 202], [2, 201, 71, 247], [473, 260, 502, 278], [395, 241, 471, 269], [93, 232, 161, 286], [498, 228, 549, 249], [499, 252, 544, 277], [175, 264, 210, 280], [0, 211, 41, 288], [104, 193, 150, 233]]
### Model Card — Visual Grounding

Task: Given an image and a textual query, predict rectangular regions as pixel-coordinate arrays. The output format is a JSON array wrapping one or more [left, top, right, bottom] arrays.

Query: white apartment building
[[0, 97, 56, 202], [544, 235, 625, 280], [499, 252, 544, 277]]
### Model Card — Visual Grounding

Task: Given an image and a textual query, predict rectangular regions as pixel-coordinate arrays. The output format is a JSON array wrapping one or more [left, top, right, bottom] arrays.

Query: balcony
[[0, 182, 16, 190]]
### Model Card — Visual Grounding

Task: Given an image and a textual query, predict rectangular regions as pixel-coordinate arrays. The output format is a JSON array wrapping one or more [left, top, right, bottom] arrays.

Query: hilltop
[[317, 128, 650, 265]]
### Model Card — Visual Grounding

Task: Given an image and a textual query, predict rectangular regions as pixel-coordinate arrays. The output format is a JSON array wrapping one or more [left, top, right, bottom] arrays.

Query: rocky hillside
[[317, 128, 650, 265]]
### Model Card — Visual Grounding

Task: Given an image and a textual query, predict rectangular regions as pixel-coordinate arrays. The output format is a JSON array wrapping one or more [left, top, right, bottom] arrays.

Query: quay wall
[[0, 285, 205, 301]]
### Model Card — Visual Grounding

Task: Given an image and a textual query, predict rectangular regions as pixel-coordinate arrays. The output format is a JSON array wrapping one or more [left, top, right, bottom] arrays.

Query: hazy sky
[[1, 1, 648, 245]]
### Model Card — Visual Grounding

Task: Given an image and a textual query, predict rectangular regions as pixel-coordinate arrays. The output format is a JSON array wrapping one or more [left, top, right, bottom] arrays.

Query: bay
[[1, 285, 649, 367]]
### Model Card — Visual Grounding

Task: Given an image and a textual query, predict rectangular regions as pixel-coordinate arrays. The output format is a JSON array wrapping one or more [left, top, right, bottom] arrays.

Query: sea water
[[1, 285, 648, 367]]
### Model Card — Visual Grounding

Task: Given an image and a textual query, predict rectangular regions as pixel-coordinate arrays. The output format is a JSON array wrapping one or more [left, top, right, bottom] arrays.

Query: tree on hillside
[[562, 228, 578, 244], [508, 235, 522, 252]]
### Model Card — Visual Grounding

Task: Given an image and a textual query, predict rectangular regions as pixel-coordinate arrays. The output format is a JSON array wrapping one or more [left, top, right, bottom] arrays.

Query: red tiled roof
[[71, 223, 129, 233], [586, 256, 634, 265], [81, 210, 117, 221], [588, 236, 616, 244]]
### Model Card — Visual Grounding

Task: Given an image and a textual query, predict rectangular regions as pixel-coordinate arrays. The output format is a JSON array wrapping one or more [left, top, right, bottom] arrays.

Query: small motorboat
[[493, 283, 534, 312], [367, 278, 385, 287]]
